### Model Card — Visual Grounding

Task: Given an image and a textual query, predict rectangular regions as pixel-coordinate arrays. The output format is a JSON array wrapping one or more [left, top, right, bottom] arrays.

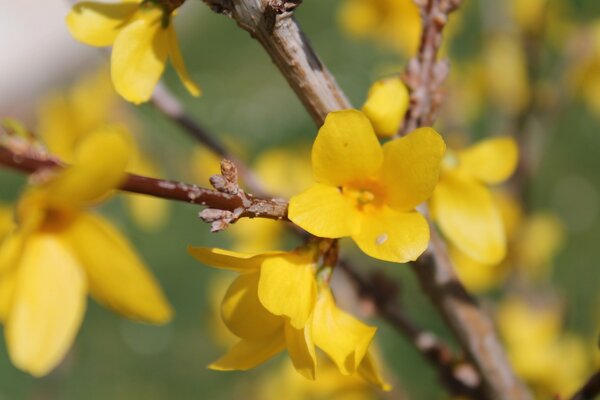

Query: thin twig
[[339, 260, 484, 398], [0, 146, 288, 221], [570, 369, 600, 400]]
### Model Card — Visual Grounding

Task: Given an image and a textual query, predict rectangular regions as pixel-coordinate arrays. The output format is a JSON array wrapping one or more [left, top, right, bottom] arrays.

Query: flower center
[[342, 179, 386, 212]]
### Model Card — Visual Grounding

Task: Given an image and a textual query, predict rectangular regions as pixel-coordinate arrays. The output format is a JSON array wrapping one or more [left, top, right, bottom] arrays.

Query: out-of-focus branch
[[339, 260, 484, 398], [201, 0, 351, 126], [0, 146, 288, 223], [570, 369, 600, 400], [151, 83, 267, 196], [400, 0, 460, 136]]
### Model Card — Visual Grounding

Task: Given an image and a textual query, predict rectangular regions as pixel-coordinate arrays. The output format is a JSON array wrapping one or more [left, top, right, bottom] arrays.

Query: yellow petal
[[221, 272, 282, 339], [449, 245, 505, 293], [0, 270, 16, 322], [382, 127, 446, 211], [45, 127, 130, 209], [111, 8, 168, 104], [312, 110, 383, 187], [6, 234, 87, 377], [457, 137, 519, 184], [289, 183, 361, 238], [358, 351, 392, 391], [66, 1, 138, 47], [258, 252, 317, 329], [361, 77, 409, 137], [63, 213, 172, 323], [166, 24, 201, 97], [188, 247, 282, 273], [431, 171, 506, 264], [312, 289, 376, 375], [284, 321, 316, 380], [209, 331, 285, 371], [352, 207, 429, 263], [0, 231, 24, 276]]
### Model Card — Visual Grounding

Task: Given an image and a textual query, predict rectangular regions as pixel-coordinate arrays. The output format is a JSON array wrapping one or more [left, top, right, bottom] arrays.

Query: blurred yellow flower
[[38, 69, 170, 232], [338, 0, 421, 55], [362, 77, 409, 137], [66, 0, 200, 104], [497, 297, 590, 398], [289, 110, 445, 263], [430, 137, 518, 264], [0, 129, 172, 377], [188, 246, 388, 389]]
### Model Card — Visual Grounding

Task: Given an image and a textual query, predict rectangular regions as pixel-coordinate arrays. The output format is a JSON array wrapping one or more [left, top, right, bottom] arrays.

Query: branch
[[0, 146, 288, 223], [339, 260, 484, 398], [400, 0, 460, 135], [202, 0, 351, 125], [570, 369, 600, 400]]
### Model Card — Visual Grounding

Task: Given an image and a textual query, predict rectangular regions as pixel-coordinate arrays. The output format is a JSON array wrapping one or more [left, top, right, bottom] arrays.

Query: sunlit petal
[[457, 137, 518, 184], [66, 1, 138, 47]]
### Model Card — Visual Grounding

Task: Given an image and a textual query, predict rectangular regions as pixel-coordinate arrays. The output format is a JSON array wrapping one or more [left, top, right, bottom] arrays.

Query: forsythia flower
[[66, 0, 200, 104], [361, 77, 410, 138], [188, 246, 389, 389], [497, 297, 590, 398], [0, 129, 172, 376], [38, 69, 170, 231], [338, 0, 422, 55], [289, 110, 445, 263], [430, 137, 518, 264]]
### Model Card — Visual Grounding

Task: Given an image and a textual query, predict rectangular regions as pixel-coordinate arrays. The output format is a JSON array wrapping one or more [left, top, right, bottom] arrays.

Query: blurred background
[[1, 0, 600, 398]]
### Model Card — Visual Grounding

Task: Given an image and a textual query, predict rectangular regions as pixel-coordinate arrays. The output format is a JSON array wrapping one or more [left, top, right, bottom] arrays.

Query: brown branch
[[151, 83, 267, 196], [400, 0, 460, 136], [570, 369, 600, 400], [202, 0, 351, 126], [0, 146, 288, 222], [339, 260, 484, 398]]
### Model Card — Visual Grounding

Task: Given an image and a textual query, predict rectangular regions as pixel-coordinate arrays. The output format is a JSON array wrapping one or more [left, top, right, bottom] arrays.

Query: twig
[[202, 0, 351, 126], [339, 260, 484, 398], [400, 0, 460, 136], [151, 83, 267, 196], [570, 369, 600, 400], [0, 146, 288, 222]]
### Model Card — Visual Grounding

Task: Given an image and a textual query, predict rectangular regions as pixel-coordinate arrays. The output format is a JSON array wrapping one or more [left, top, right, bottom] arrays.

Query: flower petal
[[382, 127, 446, 211], [0, 270, 16, 322], [312, 289, 376, 375], [312, 110, 383, 186], [352, 207, 429, 263], [111, 8, 168, 104], [358, 351, 392, 391], [45, 127, 130, 209], [209, 332, 285, 371], [284, 321, 316, 380], [431, 171, 506, 264], [258, 252, 317, 329], [66, 1, 138, 47], [221, 272, 282, 339], [6, 234, 87, 377], [362, 77, 409, 137], [166, 24, 201, 97], [63, 213, 172, 323], [288, 183, 360, 238], [457, 137, 518, 184], [188, 247, 282, 273]]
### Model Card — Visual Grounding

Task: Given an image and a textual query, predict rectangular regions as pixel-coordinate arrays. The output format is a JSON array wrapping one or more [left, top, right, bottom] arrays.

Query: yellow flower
[[338, 0, 422, 55], [289, 110, 445, 263], [0, 129, 172, 377], [497, 297, 591, 398], [430, 137, 518, 264], [361, 77, 409, 138], [188, 246, 388, 389], [38, 69, 170, 232], [66, 0, 200, 104]]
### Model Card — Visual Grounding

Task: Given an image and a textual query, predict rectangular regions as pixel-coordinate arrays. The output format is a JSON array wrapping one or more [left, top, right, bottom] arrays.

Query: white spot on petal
[[376, 233, 388, 245]]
